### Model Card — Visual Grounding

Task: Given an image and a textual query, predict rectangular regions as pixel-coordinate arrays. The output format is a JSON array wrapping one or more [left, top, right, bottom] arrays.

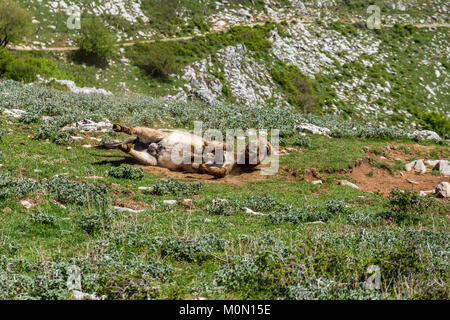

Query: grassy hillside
[[0, 1, 449, 300], [0, 81, 449, 299]]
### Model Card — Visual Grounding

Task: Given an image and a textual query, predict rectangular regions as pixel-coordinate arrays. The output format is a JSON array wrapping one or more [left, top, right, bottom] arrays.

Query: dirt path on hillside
[[8, 17, 449, 52]]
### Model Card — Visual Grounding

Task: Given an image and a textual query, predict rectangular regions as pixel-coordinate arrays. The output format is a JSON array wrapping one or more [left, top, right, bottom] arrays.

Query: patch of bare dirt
[[135, 164, 269, 185], [347, 158, 449, 195], [114, 198, 148, 211]]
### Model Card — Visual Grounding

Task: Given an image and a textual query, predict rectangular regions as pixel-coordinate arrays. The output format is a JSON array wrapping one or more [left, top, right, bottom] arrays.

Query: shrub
[[29, 212, 56, 225], [0, 0, 32, 47], [0, 48, 69, 82], [388, 188, 438, 215], [268, 204, 329, 224], [108, 165, 144, 180], [293, 135, 311, 148], [271, 63, 321, 113], [53, 131, 73, 145], [0, 174, 43, 198], [46, 177, 108, 207], [75, 17, 116, 67], [325, 200, 348, 214], [206, 199, 235, 216], [237, 195, 278, 212], [157, 233, 228, 261], [78, 210, 117, 234], [0, 128, 5, 141], [132, 42, 178, 79], [418, 112, 450, 137], [150, 179, 202, 197]]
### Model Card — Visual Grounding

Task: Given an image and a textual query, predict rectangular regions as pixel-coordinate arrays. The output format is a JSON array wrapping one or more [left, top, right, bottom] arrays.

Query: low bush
[[108, 165, 144, 180], [74, 17, 116, 67], [388, 188, 439, 215], [28, 212, 56, 225], [150, 179, 202, 197]]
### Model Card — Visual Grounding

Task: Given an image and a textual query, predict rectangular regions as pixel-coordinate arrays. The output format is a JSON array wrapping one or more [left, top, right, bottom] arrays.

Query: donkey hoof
[[112, 124, 122, 132], [119, 144, 131, 152]]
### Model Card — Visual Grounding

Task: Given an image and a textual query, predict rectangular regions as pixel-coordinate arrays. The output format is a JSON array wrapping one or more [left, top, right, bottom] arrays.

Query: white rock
[[425, 160, 440, 166], [414, 160, 427, 173], [72, 290, 105, 300], [138, 186, 153, 191], [3, 108, 26, 118], [435, 182, 450, 198], [63, 119, 112, 132], [311, 180, 323, 185], [338, 180, 359, 190], [433, 160, 450, 176], [295, 123, 330, 136], [404, 161, 416, 171], [163, 200, 177, 205], [113, 206, 144, 213], [243, 207, 265, 216], [408, 130, 441, 141], [20, 200, 34, 209]]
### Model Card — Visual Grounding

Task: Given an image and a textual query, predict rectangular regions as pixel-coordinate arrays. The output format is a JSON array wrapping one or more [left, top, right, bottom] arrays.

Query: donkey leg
[[119, 144, 157, 166], [113, 124, 168, 142]]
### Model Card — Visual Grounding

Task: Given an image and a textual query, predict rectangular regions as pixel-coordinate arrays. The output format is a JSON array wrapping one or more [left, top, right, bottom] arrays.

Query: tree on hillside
[[75, 17, 116, 67], [0, 0, 32, 47]]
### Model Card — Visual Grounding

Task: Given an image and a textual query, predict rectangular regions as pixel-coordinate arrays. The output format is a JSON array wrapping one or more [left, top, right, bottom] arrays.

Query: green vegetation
[[0, 0, 32, 47], [0, 79, 448, 300], [0, 49, 70, 83], [108, 165, 144, 180], [74, 17, 117, 67]]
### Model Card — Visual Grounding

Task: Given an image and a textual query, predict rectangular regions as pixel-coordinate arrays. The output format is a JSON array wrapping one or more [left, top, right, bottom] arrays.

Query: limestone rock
[[414, 160, 426, 173], [295, 123, 330, 137], [435, 182, 450, 198], [338, 180, 359, 190]]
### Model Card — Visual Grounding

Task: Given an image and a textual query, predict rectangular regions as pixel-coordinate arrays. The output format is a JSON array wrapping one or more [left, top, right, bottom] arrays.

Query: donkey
[[96, 124, 272, 178]]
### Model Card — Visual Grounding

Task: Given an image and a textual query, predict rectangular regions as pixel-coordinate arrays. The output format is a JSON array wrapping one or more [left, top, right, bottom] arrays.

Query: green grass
[[0, 103, 448, 299]]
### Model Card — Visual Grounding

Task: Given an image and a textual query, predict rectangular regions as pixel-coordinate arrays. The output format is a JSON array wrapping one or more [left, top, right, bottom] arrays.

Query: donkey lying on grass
[[96, 124, 273, 178]]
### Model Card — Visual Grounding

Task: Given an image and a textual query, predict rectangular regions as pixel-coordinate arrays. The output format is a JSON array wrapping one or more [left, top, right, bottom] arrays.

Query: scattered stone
[[295, 123, 330, 137], [163, 200, 177, 205], [113, 206, 144, 213], [20, 200, 34, 209], [243, 207, 266, 216], [419, 190, 434, 197], [338, 180, 359, 190], [433, 160, 450, 176], [408, 130, 441, 141], [52, 201, 67, 209], [63, 119, 112, 132], [404, 161, 416, 171], [181, 199, 194, 208], [425, 160, 440, 166], [138, 186, 153, 191], [304, 221, 326, 225], [66, 147, 72, 150], [435, 182, 450, 198], [85, 176, 104, 180], [414, 160, 427, 173], [407, 179, 419, 185], [72, 290, 105, 300], [3, 108, 26, 118], [311, 180, 323, 185], [82, 145, 92, 148]]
